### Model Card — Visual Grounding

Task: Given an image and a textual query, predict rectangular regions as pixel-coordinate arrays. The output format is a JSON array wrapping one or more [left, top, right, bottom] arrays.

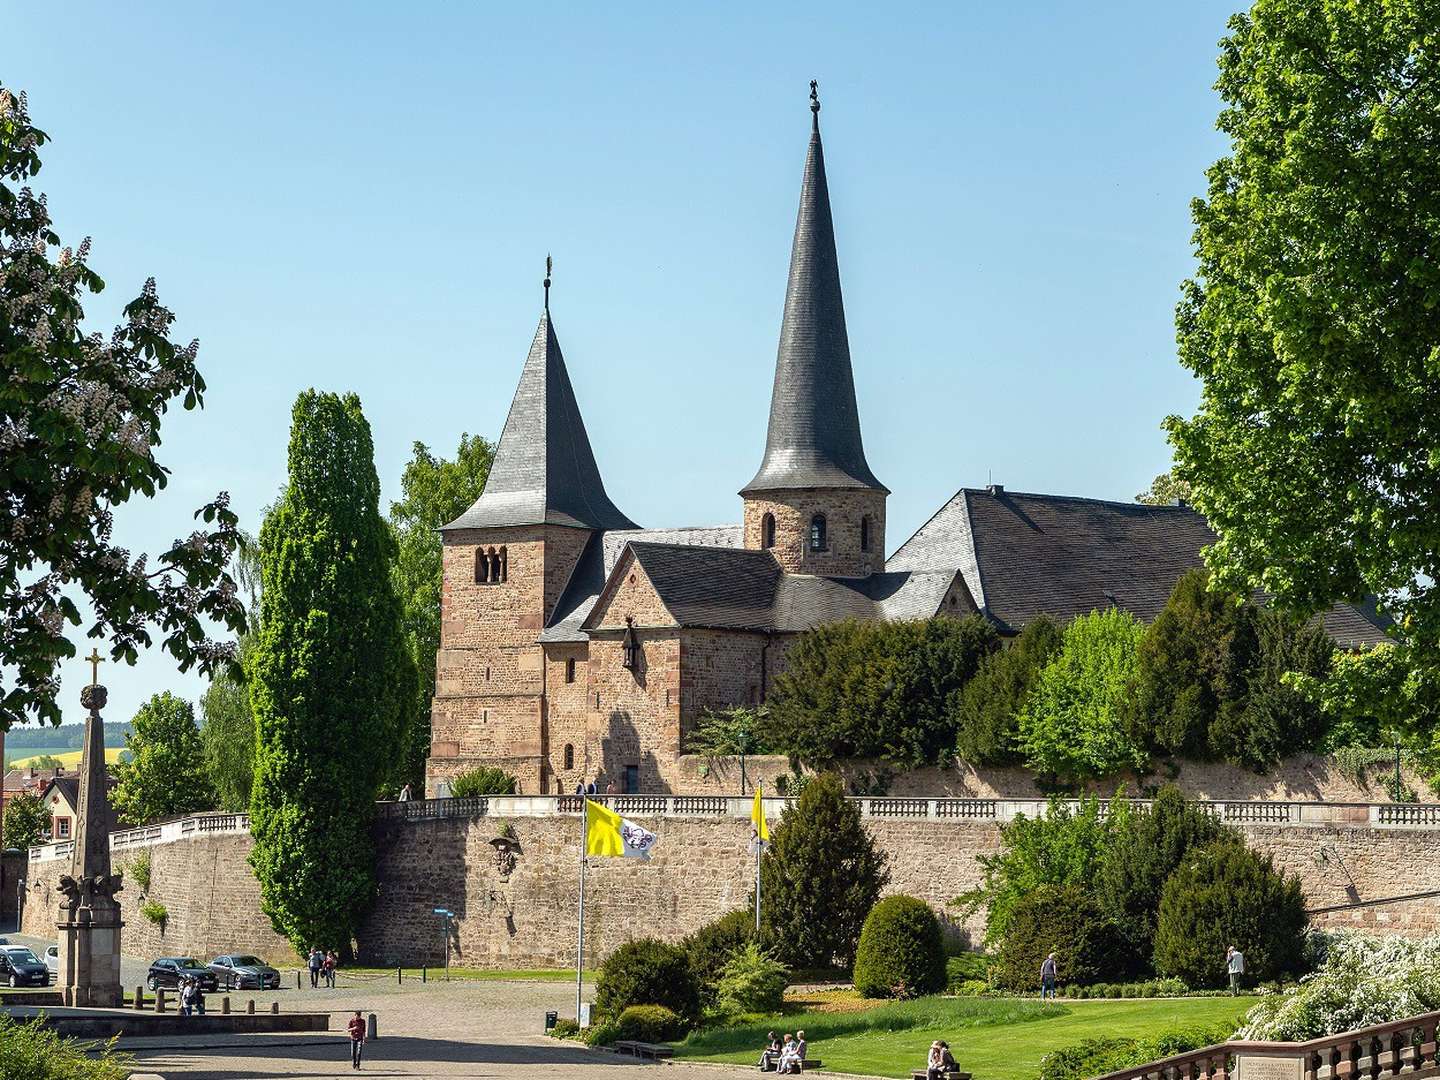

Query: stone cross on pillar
[[56, 665, 124, 1008]]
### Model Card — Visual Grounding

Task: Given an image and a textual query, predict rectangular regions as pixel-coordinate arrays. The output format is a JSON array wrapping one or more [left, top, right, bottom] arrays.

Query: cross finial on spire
[[85, 647, 103, 687], [543, 254, 552, 311], [809, 79, 820, 131]]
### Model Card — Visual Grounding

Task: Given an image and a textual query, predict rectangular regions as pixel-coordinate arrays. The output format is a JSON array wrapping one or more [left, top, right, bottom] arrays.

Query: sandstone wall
[[22, 810, 1440, 970]]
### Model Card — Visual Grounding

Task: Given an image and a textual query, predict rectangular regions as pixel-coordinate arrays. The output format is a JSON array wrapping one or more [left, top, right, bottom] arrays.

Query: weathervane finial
[[809, 79, 820, 131], [544, 254, 552, 311]]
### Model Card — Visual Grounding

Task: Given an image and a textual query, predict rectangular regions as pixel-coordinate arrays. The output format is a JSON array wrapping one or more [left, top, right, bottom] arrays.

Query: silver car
[[44, 945, 59, 982]]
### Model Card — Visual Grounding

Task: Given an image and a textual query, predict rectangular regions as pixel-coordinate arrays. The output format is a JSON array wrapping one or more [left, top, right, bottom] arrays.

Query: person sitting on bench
[[778, 1033, 801, 1074], [758, 1031, 782, 1071]]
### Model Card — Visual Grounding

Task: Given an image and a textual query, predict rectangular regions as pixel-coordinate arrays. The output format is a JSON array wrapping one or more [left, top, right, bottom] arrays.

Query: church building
[[425, 88, 1387, 797]]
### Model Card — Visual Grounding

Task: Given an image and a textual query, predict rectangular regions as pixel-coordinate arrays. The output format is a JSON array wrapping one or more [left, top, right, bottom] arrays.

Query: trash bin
[[544, 1010, 558, 1032]]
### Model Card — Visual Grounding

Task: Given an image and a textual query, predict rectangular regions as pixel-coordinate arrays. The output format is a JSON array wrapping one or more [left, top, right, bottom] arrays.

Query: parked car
[[146, 957, 219, 992], [207, 955, 280, 990], [0, 945, 49, 988], [43, 946, 58, 982]]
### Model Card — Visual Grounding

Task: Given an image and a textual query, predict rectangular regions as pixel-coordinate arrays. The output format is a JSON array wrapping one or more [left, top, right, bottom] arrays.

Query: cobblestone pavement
[[122, 977, 755, 1079]]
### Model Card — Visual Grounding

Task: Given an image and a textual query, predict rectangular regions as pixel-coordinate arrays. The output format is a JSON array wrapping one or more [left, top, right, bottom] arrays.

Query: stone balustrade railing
[[1093, 1008, 1440, 1080], [27, 796, 1440, 864]]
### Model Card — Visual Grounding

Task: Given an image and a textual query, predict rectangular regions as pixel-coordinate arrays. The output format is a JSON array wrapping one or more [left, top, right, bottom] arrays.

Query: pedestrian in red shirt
[[348, 1010, 366, 1069]]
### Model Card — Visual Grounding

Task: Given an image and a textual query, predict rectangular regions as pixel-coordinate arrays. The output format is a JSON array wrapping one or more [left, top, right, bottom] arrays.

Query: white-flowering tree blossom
[[0, 83, 244, 729]]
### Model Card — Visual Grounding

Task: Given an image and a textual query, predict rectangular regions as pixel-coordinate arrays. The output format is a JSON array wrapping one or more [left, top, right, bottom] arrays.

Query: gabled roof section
[[887, 486, 1390, 645], [443, 309, 637, 532], [540, 526, 745, 642], [585, 543, 783, 632], [742, 87, 886, 497]]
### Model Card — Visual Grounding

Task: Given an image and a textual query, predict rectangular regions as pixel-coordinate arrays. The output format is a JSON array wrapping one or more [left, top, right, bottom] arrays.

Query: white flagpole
[[754, 834, 762, 934], [576, 799, 586, 1023]]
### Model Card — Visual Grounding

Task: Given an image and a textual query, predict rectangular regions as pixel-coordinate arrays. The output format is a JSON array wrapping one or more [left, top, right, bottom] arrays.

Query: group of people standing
[[307, 946, 339, 988], [573, 778, 617, 796], [757, 1030, 808, 1073], [177, 975, 205, 1016]]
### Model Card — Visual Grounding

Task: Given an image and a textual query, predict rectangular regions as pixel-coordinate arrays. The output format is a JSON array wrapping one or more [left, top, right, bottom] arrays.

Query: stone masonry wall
[[742, 489, 887, 577], [24, 810, 1440, 971]]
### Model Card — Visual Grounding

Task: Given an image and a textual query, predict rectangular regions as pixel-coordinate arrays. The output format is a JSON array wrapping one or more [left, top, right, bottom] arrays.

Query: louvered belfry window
[[809, 514, 827, 552]]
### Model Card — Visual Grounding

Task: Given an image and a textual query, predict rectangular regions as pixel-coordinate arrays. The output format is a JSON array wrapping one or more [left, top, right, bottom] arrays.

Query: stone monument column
[[56, 651, 124, 1008]]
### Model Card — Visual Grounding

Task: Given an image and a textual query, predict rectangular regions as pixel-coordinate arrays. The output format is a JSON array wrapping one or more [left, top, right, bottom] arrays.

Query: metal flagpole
[[576, 799, 587, 1023], [754, 835, 762, 934]]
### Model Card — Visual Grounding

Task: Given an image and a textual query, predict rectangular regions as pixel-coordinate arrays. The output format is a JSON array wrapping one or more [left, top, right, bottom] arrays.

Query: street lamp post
[[16, 876, 24, 932], [737, 729, 749, 796]]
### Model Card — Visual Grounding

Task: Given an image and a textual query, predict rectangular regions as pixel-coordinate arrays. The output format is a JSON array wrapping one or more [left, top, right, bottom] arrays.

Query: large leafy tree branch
[[1167, 1, 1440, 653], [0, 85, 243, 729]]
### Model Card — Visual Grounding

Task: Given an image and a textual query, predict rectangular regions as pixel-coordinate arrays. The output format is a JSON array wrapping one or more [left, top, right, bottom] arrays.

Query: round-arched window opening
[[563, 744, 575, 771], [809, 514, 827, 552], [860, 515, 871, 553], [762, 513, 776, 550]]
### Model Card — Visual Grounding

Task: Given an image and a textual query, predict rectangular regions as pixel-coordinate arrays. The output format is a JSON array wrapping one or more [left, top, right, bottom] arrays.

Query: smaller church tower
[[741, 82, 887, 578]]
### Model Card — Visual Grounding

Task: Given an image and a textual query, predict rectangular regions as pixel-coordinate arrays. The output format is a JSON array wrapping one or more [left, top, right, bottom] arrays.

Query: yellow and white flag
[[752, 784, 769, 843], [585, 799, 658, 860]]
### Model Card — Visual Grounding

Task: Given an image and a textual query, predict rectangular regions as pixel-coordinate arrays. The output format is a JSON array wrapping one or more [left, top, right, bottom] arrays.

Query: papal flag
[[752, 784, 769, 843], [585, 799, 658, 859]]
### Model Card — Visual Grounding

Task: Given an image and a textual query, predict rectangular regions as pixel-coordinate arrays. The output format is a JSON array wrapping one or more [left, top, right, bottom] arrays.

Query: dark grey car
[[0, 945, 49, 987], [207, 954, 280, 990], [147, 957, 219, 992]]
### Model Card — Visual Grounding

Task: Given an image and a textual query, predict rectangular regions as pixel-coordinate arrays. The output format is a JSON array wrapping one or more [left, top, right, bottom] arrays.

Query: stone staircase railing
[[28, 796, 1440, 864], [1093, 1008, 1440, 1080]]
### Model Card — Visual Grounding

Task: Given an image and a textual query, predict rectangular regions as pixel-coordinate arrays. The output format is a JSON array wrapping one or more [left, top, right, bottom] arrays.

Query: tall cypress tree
[[249, 391, 414, 952]]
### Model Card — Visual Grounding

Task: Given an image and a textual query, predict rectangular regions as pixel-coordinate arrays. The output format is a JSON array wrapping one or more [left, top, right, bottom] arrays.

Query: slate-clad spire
[[444, 284, 637, 532], [742, 82, 887, 496]]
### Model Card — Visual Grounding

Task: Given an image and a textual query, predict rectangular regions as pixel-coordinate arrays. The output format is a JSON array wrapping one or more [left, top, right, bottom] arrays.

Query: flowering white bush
[[1237, 933, 1440, 1040]]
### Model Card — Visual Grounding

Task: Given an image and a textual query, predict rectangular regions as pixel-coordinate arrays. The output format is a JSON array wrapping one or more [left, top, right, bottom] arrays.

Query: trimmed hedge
[[1037, 1026, 1233, 1080], [595, 939, 701, 1025], [853, 896, 947, 999], [993, 884, 1119, 991], [1154, 841, 1307, 989], [615, 1005, 687, 1042]]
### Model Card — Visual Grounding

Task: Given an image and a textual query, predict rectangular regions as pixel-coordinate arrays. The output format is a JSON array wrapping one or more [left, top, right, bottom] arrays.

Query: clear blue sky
[[8, 1, 1236, 727]]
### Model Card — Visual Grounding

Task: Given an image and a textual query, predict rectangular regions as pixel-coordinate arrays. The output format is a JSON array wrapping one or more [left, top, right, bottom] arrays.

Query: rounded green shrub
[[614, 1005, 687, 1042], [449, 766, 516, 797], [716, 942, 788, 1015], [582, 1019, 621, 1047], [1153, 841, 1307, 989], [682, 908, 756, 999], [595, 939, 701, 1024], [993, 884, 1120, 991], [852, 895, 947, 999]]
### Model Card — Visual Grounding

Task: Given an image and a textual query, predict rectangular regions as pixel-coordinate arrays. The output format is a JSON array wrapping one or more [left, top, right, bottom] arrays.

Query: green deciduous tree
[[992, 884, 1119, 991], [760, 773, 889, 970], [1019, 609, 1147, 781], [249, 391, 414, 952], [2, 790, 51, 849], [1153, 841, 1308, 989], [112, 691, 213, 826], [1167, 0, 1437, 653], [200, 535, 261, 812], [0, 84, 244, 731], [1134, 471, 1193, 507], [388, 435, 493, 793], [765, 617, 999, 768], [1094, 786, 1233, 977], [953, 616, 1063, 766], [1298, 643, 1440, 754]]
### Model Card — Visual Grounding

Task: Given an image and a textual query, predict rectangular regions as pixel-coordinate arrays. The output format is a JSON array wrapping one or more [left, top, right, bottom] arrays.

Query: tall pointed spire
[[742, 81, 886, 496], [444, 265, 637, 531]]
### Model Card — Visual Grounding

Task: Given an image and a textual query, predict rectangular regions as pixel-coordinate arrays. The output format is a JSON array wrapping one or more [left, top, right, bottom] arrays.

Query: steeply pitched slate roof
[[578, 542, 957, 634], [742, 102, 885, 496], [887, 487, 1391, 646], [443, 310, 636, 532], [540, 526, 745, 642]]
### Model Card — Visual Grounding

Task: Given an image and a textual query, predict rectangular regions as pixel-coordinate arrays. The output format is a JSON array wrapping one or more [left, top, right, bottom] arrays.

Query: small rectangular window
[[565, 658, 576, 684], [624, 764, 639, 795], [56, 818, 71, 838]]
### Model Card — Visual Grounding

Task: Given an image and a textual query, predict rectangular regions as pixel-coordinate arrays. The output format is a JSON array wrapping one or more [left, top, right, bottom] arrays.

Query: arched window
[[474, 548, 488, 583], [761, 513, 776, 550], [809, 514, 827, 552], [565, 657, 576, 684], [563, 744, 574, 771], [497, 545, 508, 582], [474, 546, 509, 584], [860, 515, 871, 553]]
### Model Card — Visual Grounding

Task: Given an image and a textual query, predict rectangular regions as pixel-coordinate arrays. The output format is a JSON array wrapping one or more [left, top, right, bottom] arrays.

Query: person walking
[[324, 950, 338, 988], [308, 946, 323, 989], [1040, 952, 1058, 1000], [348, 1010, 367, 1069], [1226, 945, 1245, 995]]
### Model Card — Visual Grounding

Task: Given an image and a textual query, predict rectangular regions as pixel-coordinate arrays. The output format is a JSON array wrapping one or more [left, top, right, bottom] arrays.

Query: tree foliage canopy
[[765, 617, 999, 768], [112, 690, 213, 826], [199, 534, 260, 813], [760, 772, 889, 970], [953, 615, 1063, 766], [2, 790, 50, 849], [1167, 0, 1437, 654], [0, 84, 243, 730], [249, 391, 413, 952], [388, 435, 492, 792]]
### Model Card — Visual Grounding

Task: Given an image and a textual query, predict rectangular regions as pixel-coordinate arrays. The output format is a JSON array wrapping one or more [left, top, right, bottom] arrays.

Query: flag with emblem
[[585, 799, 658, 859], [751, 783, 769, 843]]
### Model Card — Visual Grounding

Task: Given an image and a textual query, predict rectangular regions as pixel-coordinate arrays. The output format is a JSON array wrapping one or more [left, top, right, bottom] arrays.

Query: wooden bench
[[911, 1070, 969, 1080], [767, 1060, 824, 1072], [613, 1040, 675, 1060]]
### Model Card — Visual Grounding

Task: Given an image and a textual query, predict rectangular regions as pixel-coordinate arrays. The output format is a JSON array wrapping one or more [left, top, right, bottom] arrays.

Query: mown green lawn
[[675, 996, 1257, 1080], [344, 966, 587, 982]]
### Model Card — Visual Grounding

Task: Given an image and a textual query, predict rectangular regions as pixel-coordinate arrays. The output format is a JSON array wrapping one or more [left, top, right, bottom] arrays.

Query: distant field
[[6, 748, 127, 769]]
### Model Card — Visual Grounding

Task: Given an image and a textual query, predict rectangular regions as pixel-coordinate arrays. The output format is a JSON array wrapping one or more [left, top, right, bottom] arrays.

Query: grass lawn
[[344, 966, 588, 982], [675, 996, 1257, 1080]]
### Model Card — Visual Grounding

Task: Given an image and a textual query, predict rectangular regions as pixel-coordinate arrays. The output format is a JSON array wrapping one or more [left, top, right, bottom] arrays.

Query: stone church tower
[[741, 84, 888, 578]]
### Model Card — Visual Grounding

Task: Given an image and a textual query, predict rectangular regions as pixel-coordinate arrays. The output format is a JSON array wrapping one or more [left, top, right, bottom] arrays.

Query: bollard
[[247, 998, 255, 1015], [422, 966, 427, 984], [367, 1013, 378, 1040], [396, 967, 402, 985], [296, 969, 301, 990], [270, 1001, 279, 1014], [155, 987, 168, 1013], [133, 987, 144, 1011]]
